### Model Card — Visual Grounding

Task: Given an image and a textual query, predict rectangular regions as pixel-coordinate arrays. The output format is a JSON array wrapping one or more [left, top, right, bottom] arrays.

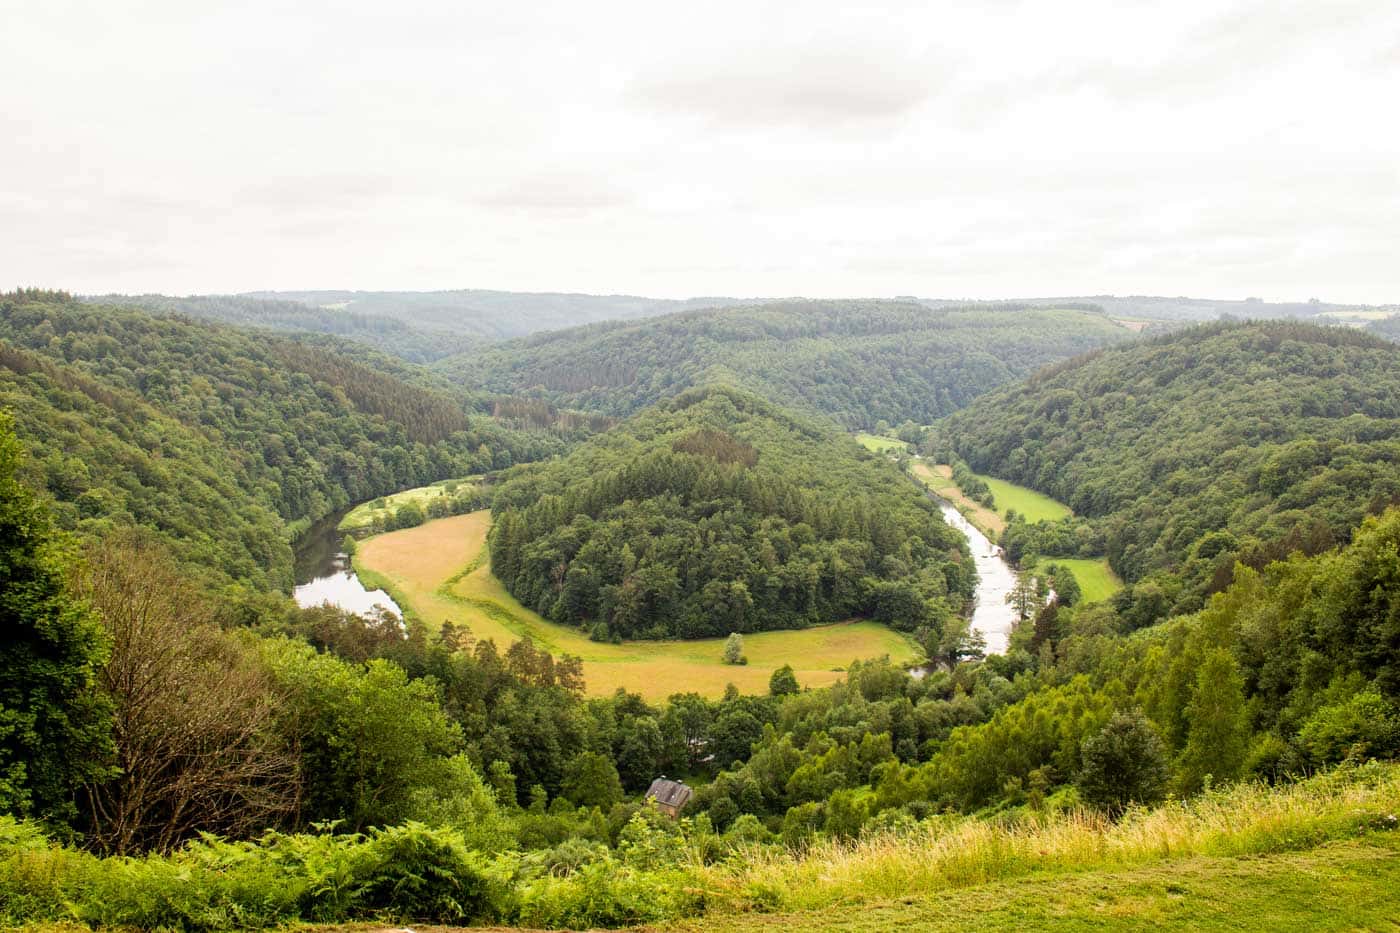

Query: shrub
[[1077, 709, 1170, 816]]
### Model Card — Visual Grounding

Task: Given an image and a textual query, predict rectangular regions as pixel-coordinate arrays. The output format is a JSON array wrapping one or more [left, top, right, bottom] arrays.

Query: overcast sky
[[3, 0, 1398, 302]]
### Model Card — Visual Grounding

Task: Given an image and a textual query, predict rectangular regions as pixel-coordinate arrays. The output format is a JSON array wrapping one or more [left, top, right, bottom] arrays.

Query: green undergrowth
[[3, 763, 1397, 930]]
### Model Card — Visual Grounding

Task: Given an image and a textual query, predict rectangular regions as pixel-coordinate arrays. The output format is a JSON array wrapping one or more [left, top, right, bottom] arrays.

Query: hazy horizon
[[4, 1, 1398, 303]]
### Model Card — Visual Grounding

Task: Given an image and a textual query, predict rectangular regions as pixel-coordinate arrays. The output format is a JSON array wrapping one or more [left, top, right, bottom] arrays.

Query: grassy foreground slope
[[441, 301, 1131, 428], [355, 510, 917, 698], [940, 321, 1400, 619], [665, 837, 1400, 932], [6, 764, 1396, 930]]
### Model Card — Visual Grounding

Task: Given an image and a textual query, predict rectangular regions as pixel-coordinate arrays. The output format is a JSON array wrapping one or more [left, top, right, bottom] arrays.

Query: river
[[935, 501, 1019, 655], [292, 509, 402, 619]]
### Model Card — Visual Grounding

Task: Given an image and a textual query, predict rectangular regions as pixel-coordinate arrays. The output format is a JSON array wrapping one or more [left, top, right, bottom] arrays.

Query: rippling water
[[935, 502, 1019, 655]]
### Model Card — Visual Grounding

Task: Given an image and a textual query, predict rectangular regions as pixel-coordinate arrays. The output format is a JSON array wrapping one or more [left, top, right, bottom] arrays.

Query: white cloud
[[0, 0, 1397, 303]]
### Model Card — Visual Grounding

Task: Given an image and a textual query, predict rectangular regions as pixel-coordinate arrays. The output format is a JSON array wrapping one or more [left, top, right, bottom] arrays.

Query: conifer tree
[[0, 414, 113, 825]]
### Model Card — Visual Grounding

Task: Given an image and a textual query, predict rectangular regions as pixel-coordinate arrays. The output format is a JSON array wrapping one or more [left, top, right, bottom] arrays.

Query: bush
[[1299, 687, 1400, 766], [0, 818, 512, 929], [1077, 709, 1170, 816]]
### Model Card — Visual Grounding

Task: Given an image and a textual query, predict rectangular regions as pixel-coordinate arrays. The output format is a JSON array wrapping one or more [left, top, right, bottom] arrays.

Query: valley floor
[[354, 511, 918, 699]]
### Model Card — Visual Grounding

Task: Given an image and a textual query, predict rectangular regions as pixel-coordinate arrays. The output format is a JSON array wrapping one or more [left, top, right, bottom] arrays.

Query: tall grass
[[3, 765, 1396, 929], [694, 762, 1400, 914]]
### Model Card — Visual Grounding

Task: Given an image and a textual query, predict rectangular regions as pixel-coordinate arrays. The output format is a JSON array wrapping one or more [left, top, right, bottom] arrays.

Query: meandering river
[[935, 500, 1019, 655], [290, 486, 1015, 657], [292, 509, 402, 618]]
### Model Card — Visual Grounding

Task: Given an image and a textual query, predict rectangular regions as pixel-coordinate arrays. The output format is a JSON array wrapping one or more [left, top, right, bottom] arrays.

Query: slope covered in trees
[[0, 291, 572, 589], [84, 293, 479, 363], [937, 322, 1400, 622], [245, 288, 749, 341], [439, 301, 1132, 428], [489, 385, 974, 639]]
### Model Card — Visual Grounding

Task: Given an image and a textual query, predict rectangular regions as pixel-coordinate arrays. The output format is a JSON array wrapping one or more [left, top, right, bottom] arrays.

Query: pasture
[[978, 474, 1073, 523], [338, 476, 481, 533], [355, 511, 919, 699], [1041, 557, 1123, 603], [856, 432, 909, 454]]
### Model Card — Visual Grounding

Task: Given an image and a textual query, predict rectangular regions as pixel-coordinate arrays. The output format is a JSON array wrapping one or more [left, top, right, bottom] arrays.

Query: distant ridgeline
[[489, 385, 974, 639], [938, 321, 1400, 624], [85, 289, 752, 362], [0, 291, 575, 590], [439, 300, 1132, 429]]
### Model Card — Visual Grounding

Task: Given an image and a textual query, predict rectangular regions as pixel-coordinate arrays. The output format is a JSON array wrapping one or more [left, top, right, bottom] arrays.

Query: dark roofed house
[[645, 777, 693, 818]]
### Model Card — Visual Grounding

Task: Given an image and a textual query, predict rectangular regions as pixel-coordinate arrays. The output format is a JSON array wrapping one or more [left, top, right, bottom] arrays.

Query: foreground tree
[[75, 532, 296, 853], [1077, 709, 1170, 816], [0, 414, 112, 826], [1176, 648, 1250, 794]]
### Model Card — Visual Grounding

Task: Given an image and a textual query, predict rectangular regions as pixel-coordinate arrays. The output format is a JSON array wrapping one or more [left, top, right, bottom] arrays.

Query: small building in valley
[[645, 777, 693, 818]]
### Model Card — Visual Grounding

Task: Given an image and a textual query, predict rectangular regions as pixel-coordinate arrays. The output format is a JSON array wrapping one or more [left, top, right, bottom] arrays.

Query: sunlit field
[[977, 473, 1073, 523], [338, 476, 482, 533], [355, 512, 919, 699], [1038, 557, 1124, 603], [856, 433, 909, 454]]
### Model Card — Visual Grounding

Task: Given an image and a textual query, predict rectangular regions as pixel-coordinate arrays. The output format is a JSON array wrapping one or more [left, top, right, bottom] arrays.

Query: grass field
[[666, 836, 1400, 931], [338, 476, 481, 533], [856, 432, 909, 454], [1039, 557, 1123, 603], [910, 462, 1004, 537], [978, 474, 1072, 523], [354, 511, 919, 699]]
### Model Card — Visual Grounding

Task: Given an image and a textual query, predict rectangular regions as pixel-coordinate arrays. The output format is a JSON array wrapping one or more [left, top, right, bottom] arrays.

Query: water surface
[[935, 501, 1019, 655], [292, 509, 402, 618]]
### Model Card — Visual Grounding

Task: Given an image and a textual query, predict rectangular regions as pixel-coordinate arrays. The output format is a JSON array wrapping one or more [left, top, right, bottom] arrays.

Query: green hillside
[[489, 384, 973, 639], [440, 301, 1132, 428], [939, 321, 1400, 622], [0, 291, 571, 588]]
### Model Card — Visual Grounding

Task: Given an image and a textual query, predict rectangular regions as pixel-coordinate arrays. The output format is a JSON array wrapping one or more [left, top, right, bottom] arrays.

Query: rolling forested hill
[[489, 384, 974, 639], [245, 289, 750, 342], [84, 293, 480, 363], [0, 291, 574, 589], [439, 300, 1132, 428], [937, 321, 1400, 622]]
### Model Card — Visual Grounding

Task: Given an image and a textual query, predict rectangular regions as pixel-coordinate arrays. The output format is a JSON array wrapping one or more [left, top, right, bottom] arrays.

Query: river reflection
[[292, 509, 402, 619]]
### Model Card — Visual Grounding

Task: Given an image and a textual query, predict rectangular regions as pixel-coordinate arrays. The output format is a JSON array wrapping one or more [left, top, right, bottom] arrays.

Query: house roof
[[645, 778, 693, 810]]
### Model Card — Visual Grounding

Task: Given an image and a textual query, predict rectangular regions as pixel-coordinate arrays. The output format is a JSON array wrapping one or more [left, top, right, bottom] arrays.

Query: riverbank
[[353, 511, 920, 699], [911, 462, 1123, 606]]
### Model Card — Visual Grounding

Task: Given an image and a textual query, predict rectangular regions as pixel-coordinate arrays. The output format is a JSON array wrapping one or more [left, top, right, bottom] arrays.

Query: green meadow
[[337, 476, 482, 533], [978, 473, 1073, 523], [1040, 556, 1124, 603], [856, 432, 909, 454]]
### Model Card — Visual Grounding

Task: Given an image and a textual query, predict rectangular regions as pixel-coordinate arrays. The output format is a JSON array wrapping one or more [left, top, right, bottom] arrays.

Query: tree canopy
[[441, 301, 1131, 429], [489, 385, 973, 639]]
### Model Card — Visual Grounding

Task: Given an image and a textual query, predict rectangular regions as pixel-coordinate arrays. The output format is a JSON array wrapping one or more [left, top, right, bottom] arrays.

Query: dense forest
[[936, 322, 1400, 625], [3, 293, 1400, 929], [0, 291, 575, 589], [244, 289, 749, 341], [489, 385, 973, 640], [440, 300, 1132, 428], [85, 293, 481, 363]]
